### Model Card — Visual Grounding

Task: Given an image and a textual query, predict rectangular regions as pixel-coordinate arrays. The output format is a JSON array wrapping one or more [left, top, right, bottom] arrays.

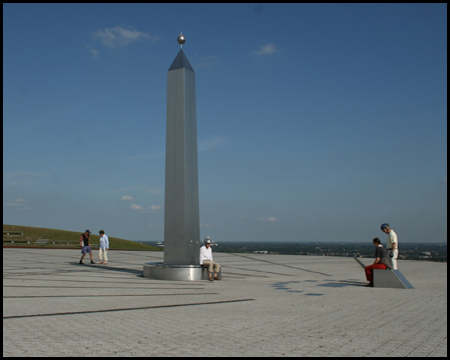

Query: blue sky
[[3, 3, 447, 244]]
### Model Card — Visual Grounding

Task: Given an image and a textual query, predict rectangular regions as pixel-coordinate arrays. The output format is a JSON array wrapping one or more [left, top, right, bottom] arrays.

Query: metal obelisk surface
[[163, 48, 200, 265]]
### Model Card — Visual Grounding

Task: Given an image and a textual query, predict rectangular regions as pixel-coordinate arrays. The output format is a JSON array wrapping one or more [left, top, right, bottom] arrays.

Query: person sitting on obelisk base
[[199, 236, 221, 281]]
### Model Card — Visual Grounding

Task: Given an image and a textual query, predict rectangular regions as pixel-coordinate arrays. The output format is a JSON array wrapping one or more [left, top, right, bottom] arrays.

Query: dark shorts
[[81, 246, 92, 254]]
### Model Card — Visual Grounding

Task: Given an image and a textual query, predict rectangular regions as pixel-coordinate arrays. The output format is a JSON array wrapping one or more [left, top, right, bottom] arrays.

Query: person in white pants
[[380, 223, 398, 270], [199, 236, 221, 281], [98, 230, 109, 265]]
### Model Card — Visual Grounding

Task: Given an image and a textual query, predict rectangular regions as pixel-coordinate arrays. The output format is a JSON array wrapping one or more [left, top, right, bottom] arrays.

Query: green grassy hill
[[3, 224, 162, 251]]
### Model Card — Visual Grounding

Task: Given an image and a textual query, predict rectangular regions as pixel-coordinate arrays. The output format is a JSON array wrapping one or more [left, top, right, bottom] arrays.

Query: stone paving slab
[[3, 248, 447, 357]]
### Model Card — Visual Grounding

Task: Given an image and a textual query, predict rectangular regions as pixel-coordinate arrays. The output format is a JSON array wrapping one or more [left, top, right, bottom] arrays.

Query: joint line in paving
[[3, 298, 256, 320], [230, 253, 332, 276], [4, 292, 219, 299]]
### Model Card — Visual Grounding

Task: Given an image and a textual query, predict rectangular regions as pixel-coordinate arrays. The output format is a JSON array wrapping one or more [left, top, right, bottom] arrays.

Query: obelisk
[[163, 33, 200, 265], [143, 33, 204, 280]]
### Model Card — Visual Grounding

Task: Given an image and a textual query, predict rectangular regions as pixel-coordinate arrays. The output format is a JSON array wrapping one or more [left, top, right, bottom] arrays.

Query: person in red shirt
[[364, 237, 391, 287]]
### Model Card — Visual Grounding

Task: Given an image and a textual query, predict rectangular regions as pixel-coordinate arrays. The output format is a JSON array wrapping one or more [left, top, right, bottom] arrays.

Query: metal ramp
[[373, 269, 414, 289]]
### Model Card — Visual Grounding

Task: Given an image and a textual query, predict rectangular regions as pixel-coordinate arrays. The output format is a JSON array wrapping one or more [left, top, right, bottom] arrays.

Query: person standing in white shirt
[[380, 223, 398, 270], [98, 230, 109, 265], [199, 236, 221, 281]]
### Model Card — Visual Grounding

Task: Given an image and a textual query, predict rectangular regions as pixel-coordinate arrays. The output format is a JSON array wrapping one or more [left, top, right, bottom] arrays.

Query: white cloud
[[3, 172, 51, 185], [130, 204, 143, 211], [86, 45, 99, 59], [260, 216, 277, 222], [121, 196, 134, 201], [117, 186, 162, 195], [92, 25, 157, 49], [4, 199, 25, 207], [149, 205, 162, 213], [439, 177, 447, 185], [198, 136, 226, 152], [3, 198, 32, 210], [118, 152, 164, 161], [252, 43, 281, 56], [194, 55, 219, 68], [3, 171, 51, 178]]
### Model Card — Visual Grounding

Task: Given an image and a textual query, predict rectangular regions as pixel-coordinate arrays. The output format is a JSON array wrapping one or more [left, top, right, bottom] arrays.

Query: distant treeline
[[211, 242, 447, 262], [138, 240, 447, 262]]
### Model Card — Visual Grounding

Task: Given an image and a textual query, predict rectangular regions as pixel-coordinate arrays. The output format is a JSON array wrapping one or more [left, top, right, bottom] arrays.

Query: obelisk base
[[143, 263, 221, 281]]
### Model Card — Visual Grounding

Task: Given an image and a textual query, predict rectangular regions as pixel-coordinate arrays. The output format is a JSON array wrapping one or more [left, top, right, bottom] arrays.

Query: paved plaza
[[3, 248, 447, 357]]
